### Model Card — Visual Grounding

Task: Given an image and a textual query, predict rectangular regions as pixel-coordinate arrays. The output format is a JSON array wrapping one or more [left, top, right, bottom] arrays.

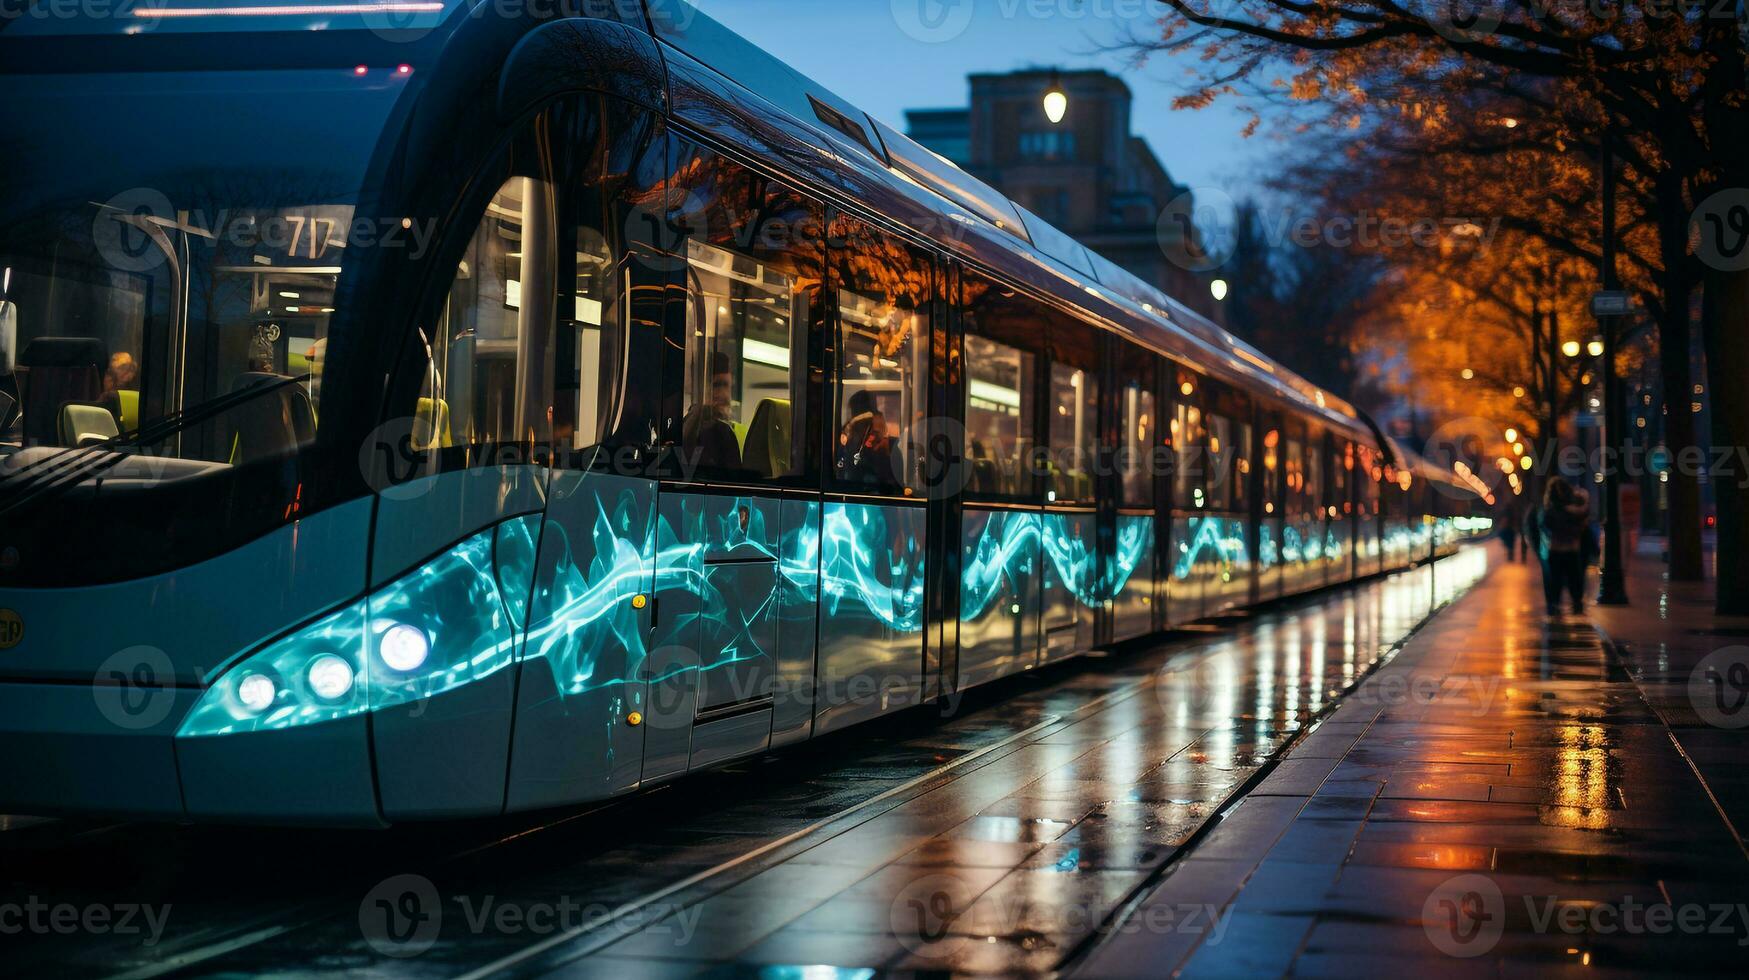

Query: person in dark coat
[[1533, 477, 1591, 615], [681, 351, 743, 473]]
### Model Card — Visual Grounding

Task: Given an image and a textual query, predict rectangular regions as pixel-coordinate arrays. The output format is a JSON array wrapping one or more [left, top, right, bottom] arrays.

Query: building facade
[[906, 70, 1222, 321]]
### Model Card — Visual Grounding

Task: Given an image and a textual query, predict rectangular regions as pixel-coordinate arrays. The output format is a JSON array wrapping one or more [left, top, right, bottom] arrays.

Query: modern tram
[[0, 0, 1487, 824]]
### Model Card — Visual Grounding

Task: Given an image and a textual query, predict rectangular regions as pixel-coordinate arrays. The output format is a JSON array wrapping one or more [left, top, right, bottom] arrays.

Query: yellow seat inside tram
[[743, 398, 791, 479], [115, 389, 138, 432], [58, 403, 119, 446], [414, 397, 453, 450]]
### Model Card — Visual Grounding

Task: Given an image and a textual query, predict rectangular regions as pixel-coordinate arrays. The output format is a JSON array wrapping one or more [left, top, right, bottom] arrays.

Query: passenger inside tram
[[682, 350, 745, 473], [836, 387, 894, 485]]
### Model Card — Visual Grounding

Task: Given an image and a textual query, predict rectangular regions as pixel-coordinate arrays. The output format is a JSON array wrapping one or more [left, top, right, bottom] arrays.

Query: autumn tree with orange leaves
[[1127, 0, 1749, 612]]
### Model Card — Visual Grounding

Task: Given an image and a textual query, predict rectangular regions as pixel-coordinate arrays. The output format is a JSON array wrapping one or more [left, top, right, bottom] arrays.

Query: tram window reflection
[[560, 224, 615, 451], [680, 239, 804, 480], [964, 334, 1036, 498], [421, 176, 556, 451], [1, 201, 347, 459], [1172, 367, 1206, 510], [1117, 359, 1155, 507], [1047, 361, 1096, 503], [835, 287, 923, 491]]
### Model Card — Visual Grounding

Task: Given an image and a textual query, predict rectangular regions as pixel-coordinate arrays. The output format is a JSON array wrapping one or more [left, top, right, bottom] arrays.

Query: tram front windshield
[[0, 65, 404, 465], [0, 49, 417, 585]]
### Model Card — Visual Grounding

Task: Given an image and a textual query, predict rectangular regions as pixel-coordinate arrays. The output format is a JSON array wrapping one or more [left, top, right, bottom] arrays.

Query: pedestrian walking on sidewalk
[[1532, 477, 1590, 615], [1499, 516, 1520, 563]]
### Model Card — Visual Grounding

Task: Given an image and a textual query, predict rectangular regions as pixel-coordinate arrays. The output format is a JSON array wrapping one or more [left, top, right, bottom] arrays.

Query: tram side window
[[1261, 421, 1282, 515], [1116, 351, 1156, 507], [420, 174, 556, 452], [834, 287, 927, 491], [1285, 436, 1306, 515], [1336, 441, 1353, 515], [1171, 368, 1206, 510], [1307, 434, 1326, 516], [828, 214, 931, 493], [555, 96, 625, 454], [559, 224, 615, 451], [961, 274, 1040, 500], [664, 140, 821, 484], [1207, 413, 1235, 511], [680, 239, 807, 480], [1046, 314, 1098, 505], [1205, 384, 1250, 513]]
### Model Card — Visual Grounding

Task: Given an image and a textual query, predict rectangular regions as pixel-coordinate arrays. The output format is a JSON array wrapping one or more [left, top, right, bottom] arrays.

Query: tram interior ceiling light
[[1210, 279, 1229, 302]]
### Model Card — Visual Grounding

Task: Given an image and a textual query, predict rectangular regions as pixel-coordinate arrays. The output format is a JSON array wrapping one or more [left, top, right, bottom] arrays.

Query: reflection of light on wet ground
[[1548, 722, 1614, 830]]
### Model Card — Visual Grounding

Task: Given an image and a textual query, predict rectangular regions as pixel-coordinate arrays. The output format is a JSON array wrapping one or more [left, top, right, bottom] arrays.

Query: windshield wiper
[[0, 374, 311, 520]]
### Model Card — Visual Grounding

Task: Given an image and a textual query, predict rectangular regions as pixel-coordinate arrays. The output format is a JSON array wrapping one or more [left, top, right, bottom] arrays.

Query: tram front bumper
[[0, 682, 382, 826], [0, 681, 194, 819]]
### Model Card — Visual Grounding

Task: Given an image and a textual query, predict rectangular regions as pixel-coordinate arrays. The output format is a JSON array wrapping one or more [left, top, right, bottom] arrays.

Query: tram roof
[[642, 0, 1373, 442]]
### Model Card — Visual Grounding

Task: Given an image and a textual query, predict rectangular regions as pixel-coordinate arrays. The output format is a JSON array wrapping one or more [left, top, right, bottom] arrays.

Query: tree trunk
[[1656, 174, 1705, 582], [1703, 266, 1749, 612], [1699, 13, 1749, 611]]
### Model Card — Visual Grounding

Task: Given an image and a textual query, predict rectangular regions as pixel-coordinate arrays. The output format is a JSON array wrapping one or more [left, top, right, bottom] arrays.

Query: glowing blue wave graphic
[[1040, 513, 1098, 608], [962, 511, 1039, 623], [523, 484, 654, 701], [1108, 515, 1152, 596], [1173, 516, 1249, 580], [821, 503, 924, 633]]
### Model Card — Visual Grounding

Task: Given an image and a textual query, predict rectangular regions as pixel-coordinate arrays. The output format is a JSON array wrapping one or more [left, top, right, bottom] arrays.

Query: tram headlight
[[178, 519, 531, 739], [178, 601, 369, 738], [306, 654, 356, 701], [236, 673, 276, 714], [378, 623, 430, 673]]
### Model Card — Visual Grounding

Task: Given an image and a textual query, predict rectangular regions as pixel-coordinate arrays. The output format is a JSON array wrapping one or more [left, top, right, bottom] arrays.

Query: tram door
[[956, 272, 1045, 691], [499, 96, 666, 811], [1041, 312, 1100, 663], [640, 138, 825, 776], [1107, 343, 1159, 643], [812, 211, 931, 735]]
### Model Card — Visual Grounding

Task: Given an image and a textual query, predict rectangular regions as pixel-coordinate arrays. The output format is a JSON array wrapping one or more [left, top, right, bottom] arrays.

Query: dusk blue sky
[[697, 0, 1274, 202]]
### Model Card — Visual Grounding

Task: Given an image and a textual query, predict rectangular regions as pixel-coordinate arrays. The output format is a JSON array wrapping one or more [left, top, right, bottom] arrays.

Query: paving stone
[[1072, 555, 1749, 980]]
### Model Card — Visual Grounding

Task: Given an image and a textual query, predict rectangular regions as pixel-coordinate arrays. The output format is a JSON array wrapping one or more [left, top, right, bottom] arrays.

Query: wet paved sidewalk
[[1074, 550, 1749, 978]]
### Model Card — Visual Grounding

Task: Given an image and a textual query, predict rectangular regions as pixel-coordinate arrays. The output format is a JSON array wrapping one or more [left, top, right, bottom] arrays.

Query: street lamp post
[[1596, 130, 1629, 605]]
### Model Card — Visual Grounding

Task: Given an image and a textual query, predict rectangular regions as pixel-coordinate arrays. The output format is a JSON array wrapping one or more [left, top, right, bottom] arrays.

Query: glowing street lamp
[[1587, 339, 1605, 357], [1562, 340, 1582, 358], [1043, 71, 1068, 125]]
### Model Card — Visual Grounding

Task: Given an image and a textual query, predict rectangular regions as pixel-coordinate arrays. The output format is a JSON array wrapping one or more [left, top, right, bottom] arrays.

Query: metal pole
[[1597, 130, 1629, 604]]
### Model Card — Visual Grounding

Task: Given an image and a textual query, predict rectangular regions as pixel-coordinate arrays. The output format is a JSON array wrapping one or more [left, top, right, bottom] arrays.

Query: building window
[[1018, 130, 1075, 161]]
